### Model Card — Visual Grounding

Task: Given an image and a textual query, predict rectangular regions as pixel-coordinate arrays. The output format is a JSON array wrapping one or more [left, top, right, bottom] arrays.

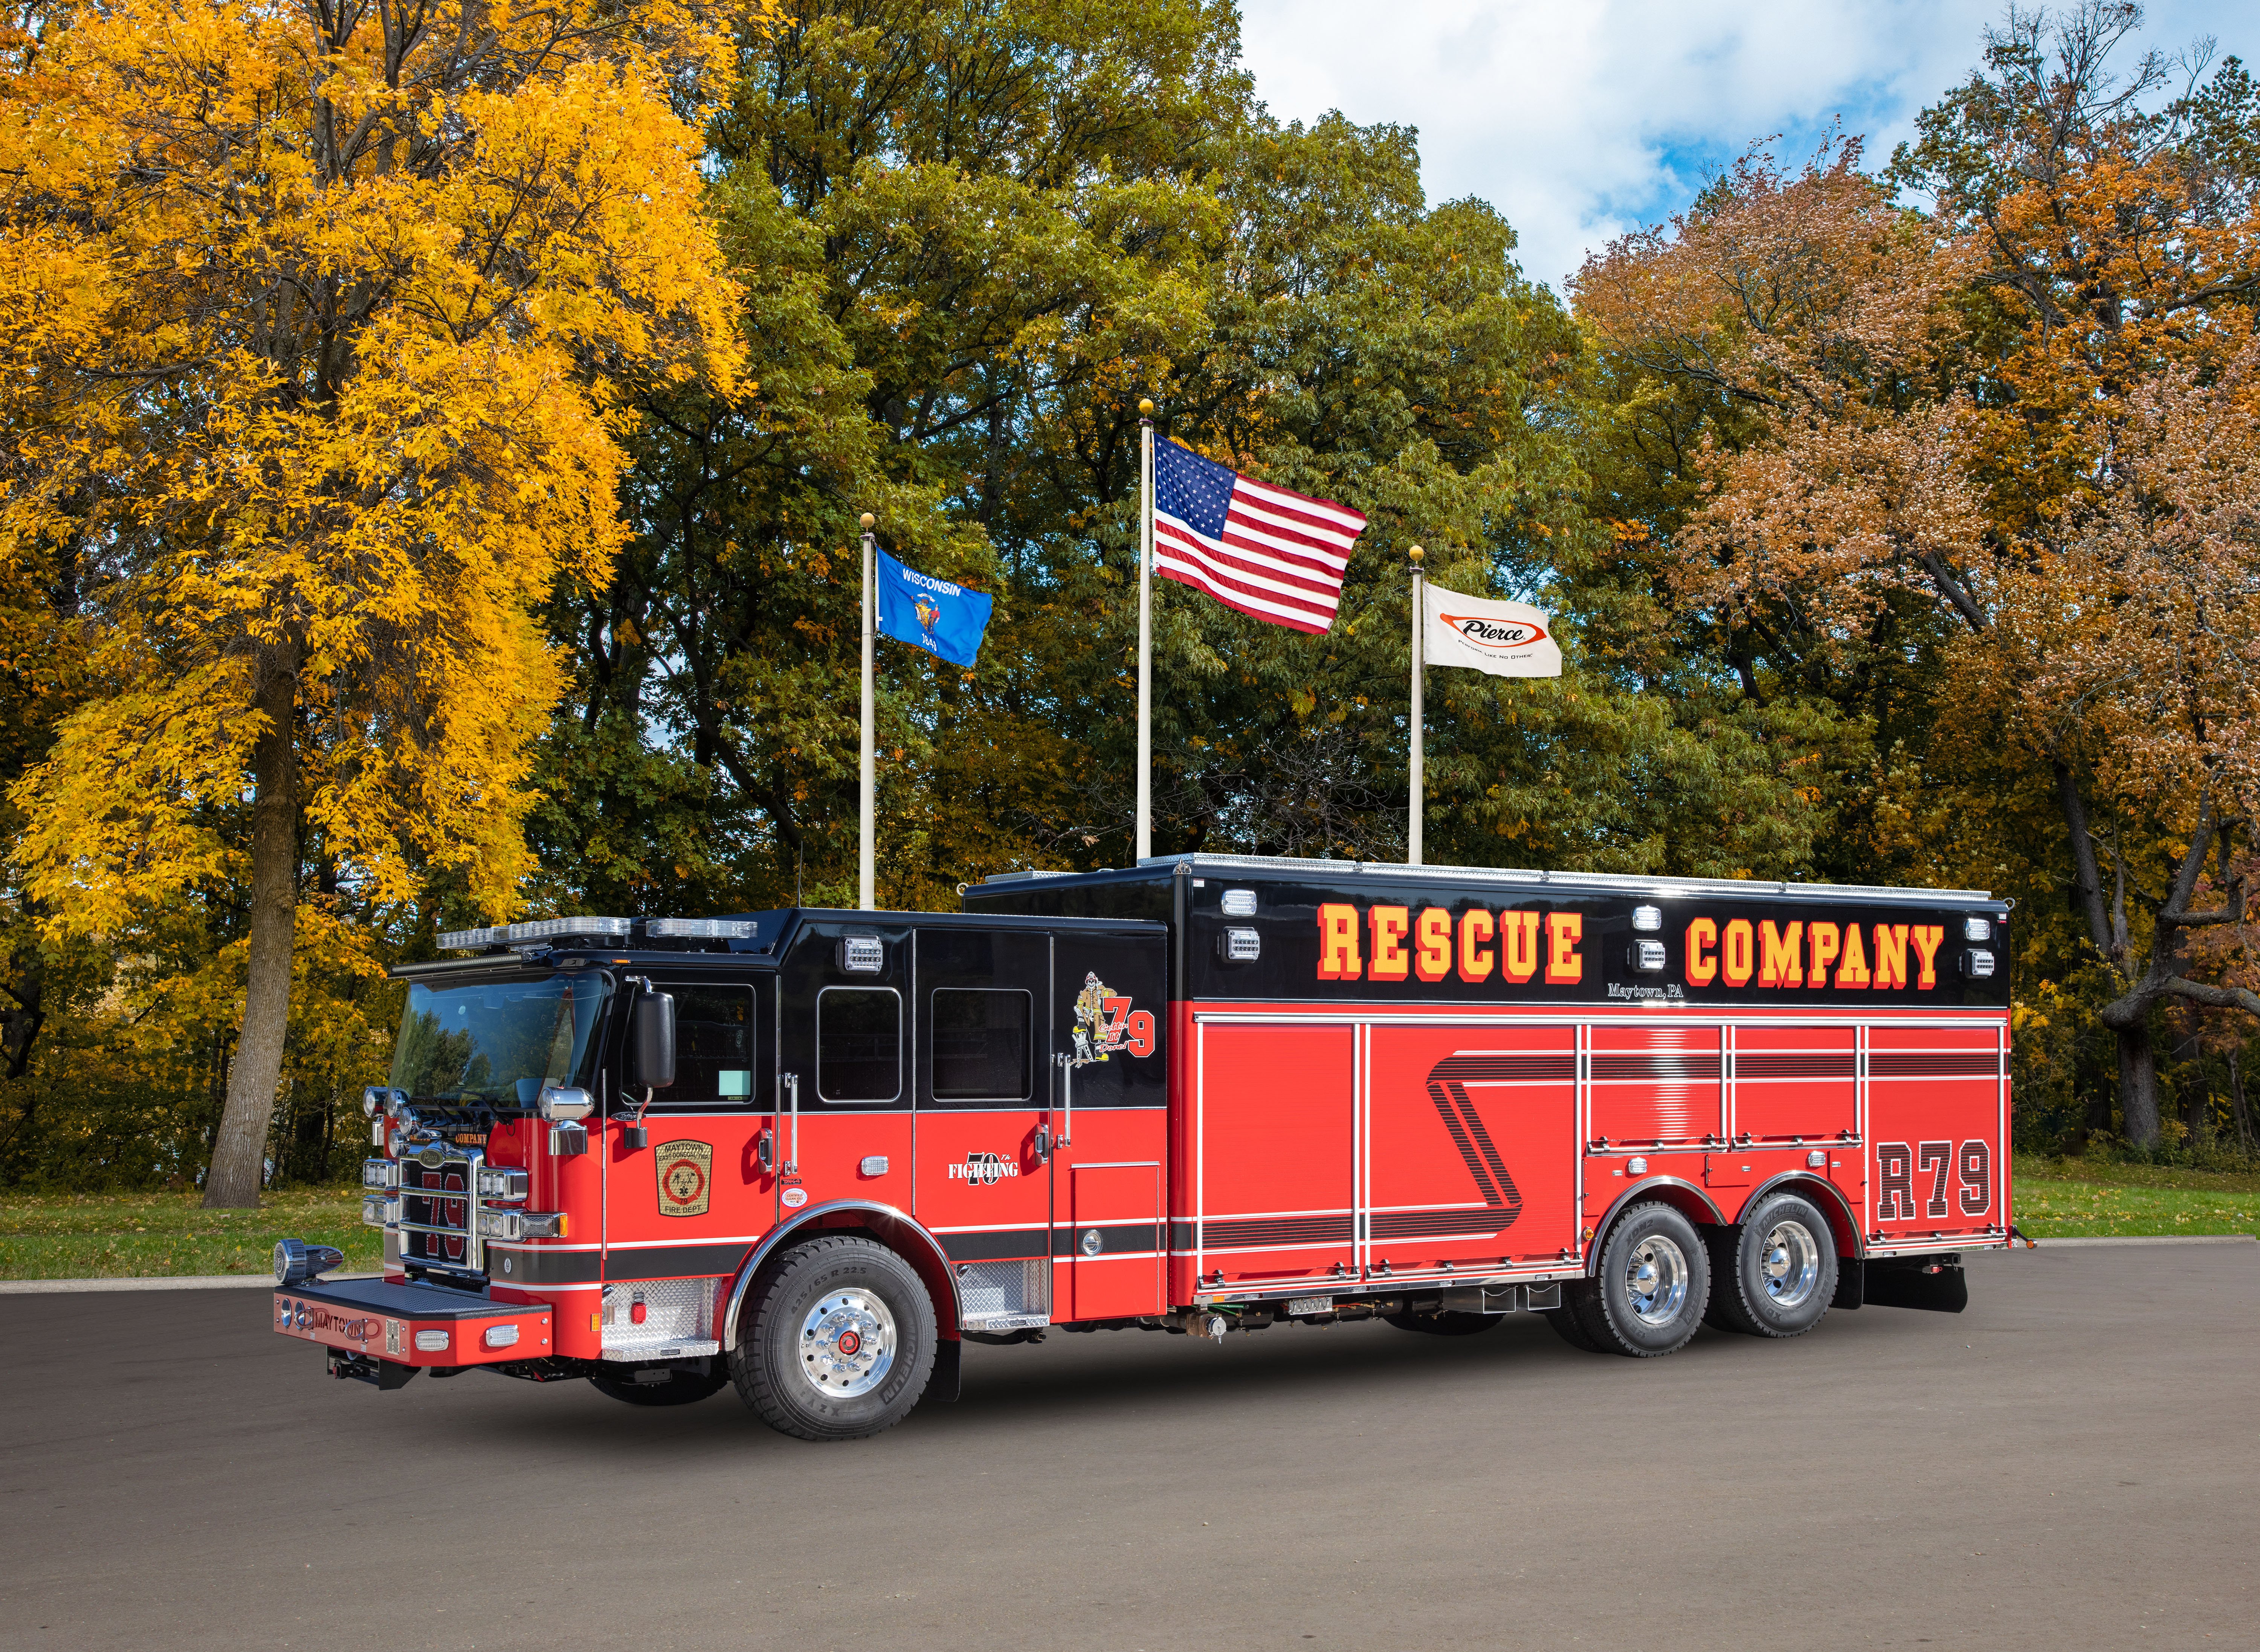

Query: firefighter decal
[[655, 1139, 713, 1218], [1070, 972, 1157, 1063]]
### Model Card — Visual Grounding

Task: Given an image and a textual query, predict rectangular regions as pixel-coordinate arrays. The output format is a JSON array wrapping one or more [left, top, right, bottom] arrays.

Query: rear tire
[[1572, 1201, 1710, 1357], [1709, 1193, 1837, 1338], [1383, 1310, 1501, 1336], [731, 1236, 936, 1441], [588, 1364, 730, 1406], [1544, 1298, 1603, 1352]]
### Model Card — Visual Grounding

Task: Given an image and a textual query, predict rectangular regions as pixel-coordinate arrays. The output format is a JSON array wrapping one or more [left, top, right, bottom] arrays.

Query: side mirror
[[631, 991, 676, 1090]]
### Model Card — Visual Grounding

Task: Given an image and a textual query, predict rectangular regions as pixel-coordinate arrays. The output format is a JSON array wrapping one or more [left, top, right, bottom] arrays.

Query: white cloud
[[1237, 0, 2237, 294]]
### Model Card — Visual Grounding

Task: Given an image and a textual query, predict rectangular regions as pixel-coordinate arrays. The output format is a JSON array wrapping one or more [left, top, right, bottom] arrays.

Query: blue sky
[[1237, 0, 2243, 294]]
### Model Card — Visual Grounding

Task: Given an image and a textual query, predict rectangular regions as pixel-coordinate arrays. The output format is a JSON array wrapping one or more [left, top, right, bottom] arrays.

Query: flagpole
[[1408, 544, 1424, 867], [859, 512, 877, 911], [1136, 398, 1154, 864]]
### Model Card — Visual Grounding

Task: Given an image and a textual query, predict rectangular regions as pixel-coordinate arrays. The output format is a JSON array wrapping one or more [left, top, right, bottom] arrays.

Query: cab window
[[669, 984, 756, 1102], [818, 987, 900, 1103], [930, 988, 1032, 1102]]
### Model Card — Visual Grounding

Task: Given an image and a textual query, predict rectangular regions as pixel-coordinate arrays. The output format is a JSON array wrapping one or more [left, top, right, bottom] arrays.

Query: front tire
[[1707, 1193, 1837, 1338], [731, 1236, 936, 1441], [1569, 1201, 1710, 1357]]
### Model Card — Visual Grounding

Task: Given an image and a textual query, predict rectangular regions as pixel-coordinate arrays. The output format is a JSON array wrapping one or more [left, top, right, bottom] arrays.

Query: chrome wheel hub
[[799, 1289, 896, 1398], [1758, 1219, 1820, 1310], [1622, 1234, 1689, 1327]]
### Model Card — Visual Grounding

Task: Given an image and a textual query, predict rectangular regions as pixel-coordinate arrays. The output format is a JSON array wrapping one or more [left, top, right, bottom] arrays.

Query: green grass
[[2013, 1154, 2260, 1239], [0, 1188, 379, 1280]]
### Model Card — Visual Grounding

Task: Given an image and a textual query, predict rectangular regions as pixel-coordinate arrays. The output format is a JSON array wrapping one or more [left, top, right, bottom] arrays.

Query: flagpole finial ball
[[1408, 544, 1424, 564], [1138, 399, 1154, 416], [860, 513, 875, 531]]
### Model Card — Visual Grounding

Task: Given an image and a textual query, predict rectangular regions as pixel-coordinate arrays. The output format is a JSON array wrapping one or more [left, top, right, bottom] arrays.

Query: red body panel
[[1167, 1001, 2009, 1304]]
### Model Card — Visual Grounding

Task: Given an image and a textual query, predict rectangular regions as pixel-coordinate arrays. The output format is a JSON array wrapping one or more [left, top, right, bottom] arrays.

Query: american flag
[[1152, 439, 1365, 634]]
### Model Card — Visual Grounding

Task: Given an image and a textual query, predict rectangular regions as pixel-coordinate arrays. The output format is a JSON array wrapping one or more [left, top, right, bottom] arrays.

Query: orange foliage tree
[[0, 0, 754, 1203], [1577, 6, 2260, 1144]]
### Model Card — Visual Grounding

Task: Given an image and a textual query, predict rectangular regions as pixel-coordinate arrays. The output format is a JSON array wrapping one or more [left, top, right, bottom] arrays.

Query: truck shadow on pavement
[[419, 1310, 1891, 1459]]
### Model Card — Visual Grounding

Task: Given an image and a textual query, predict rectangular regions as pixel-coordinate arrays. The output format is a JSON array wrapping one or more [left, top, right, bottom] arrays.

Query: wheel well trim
[[1735, 1172, 1867, 1259], [1582, 1176, 1726, 1276], [719, 1200, 962, 1351]]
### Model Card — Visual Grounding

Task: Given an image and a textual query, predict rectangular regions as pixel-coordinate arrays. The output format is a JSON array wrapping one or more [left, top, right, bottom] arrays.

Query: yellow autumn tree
[[0, 0, 756, 1204]]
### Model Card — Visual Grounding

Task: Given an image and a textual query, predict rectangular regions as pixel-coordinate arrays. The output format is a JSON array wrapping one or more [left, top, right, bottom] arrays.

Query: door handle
[[1032, 1126, 1051, 1165], [1052, 1053, 1074, 1151], [782, 1073, 801, 1176], [756, 1128, 774, 1173]]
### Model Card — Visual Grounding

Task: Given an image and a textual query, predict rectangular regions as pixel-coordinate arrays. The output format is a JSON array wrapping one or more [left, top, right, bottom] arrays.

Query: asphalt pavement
[[3, 1244, 2254, 1651]]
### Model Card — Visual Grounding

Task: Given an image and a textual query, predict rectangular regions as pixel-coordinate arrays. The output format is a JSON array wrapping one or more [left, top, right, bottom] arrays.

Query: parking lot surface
[[2, 1243, 2254, 1651]]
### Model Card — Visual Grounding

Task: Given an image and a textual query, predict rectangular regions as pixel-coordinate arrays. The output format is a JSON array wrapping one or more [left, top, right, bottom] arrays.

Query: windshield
[[388, 974, 610, 1105]]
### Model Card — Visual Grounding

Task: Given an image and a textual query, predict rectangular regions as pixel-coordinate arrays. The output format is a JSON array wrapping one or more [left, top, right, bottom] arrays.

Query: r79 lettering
[[1875, 1139, 1992, 1224]]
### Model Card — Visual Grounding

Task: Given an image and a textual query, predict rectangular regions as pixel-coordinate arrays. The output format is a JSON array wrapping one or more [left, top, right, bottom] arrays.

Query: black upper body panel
[[962, 855, 2012, 1010]]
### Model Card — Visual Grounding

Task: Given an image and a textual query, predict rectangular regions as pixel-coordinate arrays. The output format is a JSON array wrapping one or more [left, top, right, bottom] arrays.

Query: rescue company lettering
[[1313, 904, 1949, 994], [1684, 919, 1945, 991], [1317, 903, 1579, 985]]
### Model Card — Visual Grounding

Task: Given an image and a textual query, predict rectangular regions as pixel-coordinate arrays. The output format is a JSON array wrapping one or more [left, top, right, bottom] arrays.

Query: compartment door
[[1865, 1023, 2007, 1246], [1067, 1162, 1162, 1320], [1367, 1024, 1580, 1273], [1195, 1020, 1356, 1291]]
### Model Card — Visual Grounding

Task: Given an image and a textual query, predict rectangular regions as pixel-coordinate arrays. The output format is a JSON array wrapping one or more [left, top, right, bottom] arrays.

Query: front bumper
[[273, 1277, 554, 1371]]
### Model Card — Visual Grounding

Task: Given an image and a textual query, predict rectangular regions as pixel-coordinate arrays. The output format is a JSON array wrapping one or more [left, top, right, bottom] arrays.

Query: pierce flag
[[1422, 583, 1561, 677], [874, 548, 993, 668], [1151, 438, 1365, 634]]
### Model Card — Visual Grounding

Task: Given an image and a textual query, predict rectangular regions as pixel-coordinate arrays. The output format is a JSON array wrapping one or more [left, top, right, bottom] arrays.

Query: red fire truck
[[270, 854, 2014, 1439]]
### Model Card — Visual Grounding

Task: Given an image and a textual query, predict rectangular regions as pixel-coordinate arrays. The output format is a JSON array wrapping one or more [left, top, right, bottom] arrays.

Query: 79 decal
[[1874, 1139, 1991, 1223]]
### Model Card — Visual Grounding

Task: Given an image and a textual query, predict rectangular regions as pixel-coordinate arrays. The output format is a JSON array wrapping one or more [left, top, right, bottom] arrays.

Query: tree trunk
[[2116, 1022, 2161, 1150], [2231, 1049, 2254, 1154], [202, 649, 299, 1209]]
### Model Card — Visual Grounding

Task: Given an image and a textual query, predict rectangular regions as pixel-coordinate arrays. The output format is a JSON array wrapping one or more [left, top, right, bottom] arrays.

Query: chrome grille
[[398, 1146, 486, 1279]]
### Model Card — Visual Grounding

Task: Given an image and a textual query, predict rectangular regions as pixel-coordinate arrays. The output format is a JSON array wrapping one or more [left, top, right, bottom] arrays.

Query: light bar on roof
[[436, 917, 634, 950], [646, 918, 758, 940]]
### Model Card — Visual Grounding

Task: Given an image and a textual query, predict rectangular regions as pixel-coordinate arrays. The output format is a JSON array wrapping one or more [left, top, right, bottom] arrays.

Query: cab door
[[600, 976, 776, 1358], [911, 928, 1052, 1330]]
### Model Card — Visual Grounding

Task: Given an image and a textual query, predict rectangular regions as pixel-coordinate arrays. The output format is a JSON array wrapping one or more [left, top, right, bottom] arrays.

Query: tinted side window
[[930, 988, 1031, 1101], [818, 987, 901, 1103], [672, 985, 755, 1101]]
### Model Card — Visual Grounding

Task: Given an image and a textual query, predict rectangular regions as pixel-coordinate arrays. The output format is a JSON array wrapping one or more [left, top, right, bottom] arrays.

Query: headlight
[[477, 1167, 529, 1200], [475, 1209, 567, 1241], [360, 1194, 395, 1229], [361, 1158, 397, 1190]]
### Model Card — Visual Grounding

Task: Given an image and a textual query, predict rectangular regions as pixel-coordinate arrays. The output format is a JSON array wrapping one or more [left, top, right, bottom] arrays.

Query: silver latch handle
[[1052, 1053, 1074, 1151], [782, 1072, 800, 1176]]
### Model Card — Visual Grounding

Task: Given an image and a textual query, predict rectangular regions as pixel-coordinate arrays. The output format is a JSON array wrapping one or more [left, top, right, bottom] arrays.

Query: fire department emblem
[[655, 1139, 713, 1218]]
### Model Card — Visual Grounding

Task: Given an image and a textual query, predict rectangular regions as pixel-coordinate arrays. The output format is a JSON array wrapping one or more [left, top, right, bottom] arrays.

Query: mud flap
[[1863, 1258, 1967, 1313], [928, 1336, 962, 1403], [1832, 1254, 1863, 1310]]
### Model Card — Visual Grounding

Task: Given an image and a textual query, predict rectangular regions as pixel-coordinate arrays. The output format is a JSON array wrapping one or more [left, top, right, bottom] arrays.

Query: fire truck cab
[[272, 854, 2013, 1439]]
